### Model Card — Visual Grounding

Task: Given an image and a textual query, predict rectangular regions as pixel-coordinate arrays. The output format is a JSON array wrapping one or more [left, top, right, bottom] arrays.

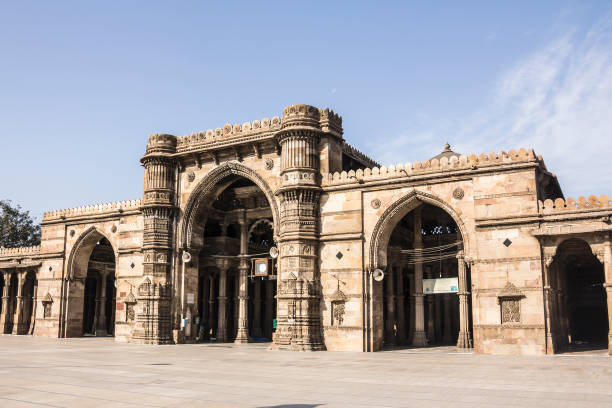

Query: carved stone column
[[272, 104, 329, 351], [412, 207, 427, 346], [426, 265, 435, 343], [385, 262, 396, 346], [408, 271, 415, 344], [134, 133, 177, 344], [12, 272, 25, 335], [456, 251, 473, 349], [216, 259, 229, 342], [264, 279, 274, 339], [0, 271, 12, 334], [396, 266, 407, 345], [235, 215, 250, 344], [602, 234, 612, 355], [543, 255, 556, 354], [443, 293, 452, 343], [208, 274, 216, 338], [96, 271, 109, 336]]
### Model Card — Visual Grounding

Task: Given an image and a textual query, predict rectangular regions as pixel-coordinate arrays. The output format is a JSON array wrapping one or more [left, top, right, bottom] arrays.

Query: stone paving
[[0, 336, 611, 408]]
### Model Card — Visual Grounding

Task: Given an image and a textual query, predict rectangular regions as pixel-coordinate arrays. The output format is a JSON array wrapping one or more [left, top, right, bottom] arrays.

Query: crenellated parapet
[[539, 195, 612, 214], [42, 200, 142, 222], [342, 142, 380, 168], [0, 246, 41, 257], [322, 148, 540, 187]]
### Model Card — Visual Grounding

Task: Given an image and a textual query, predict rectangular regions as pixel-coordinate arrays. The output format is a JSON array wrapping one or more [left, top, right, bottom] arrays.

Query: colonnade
[[0, 268, 37, 335]]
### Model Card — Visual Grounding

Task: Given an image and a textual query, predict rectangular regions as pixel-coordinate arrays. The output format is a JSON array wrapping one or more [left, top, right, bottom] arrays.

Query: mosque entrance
[[192, 176, 277, 343], [82, 237, 116, 336], [382, 202, 472, 349]]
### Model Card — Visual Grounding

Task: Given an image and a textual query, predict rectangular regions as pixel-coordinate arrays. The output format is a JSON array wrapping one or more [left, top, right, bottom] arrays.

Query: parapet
[[322, 148, 539, 187], [42, 199, 142, 222], [0, 245, 41, 257], [539, 195, 612, 214], [343, 142, 380, 168]]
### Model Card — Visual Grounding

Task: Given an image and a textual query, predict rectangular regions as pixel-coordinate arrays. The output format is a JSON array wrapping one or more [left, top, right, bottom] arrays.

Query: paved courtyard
[[0, 336, 611, 408]]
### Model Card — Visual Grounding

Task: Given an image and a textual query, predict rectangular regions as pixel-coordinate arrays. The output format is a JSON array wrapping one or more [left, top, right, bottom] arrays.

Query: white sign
[[423, 277, 459, 294], [186, 293, 195, 304]]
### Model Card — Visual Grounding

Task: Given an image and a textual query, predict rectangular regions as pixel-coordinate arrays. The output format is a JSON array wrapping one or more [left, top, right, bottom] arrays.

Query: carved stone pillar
[[396, 266, 406, 345], [272, 104, 329, 351], [426, 265, 435, 343], [12, 272, 25, 335], [264, 279, 274, 339], [603, 234, 612, 355], [233, 273, 239, 339], [456, 251, 472, 348], [408, 271, 415, 344], [96, 271, 109, 336], [235, 215, 250, 344], [0, 271, 12, 334], [443, 294, 452, 343], [412, 208, 427, 346], [385, 262, 396, 346], [208, 274, 216, 338], [216, 260, 229, 342], [543, 256, 556, 354], [134, 133, 177, 344]]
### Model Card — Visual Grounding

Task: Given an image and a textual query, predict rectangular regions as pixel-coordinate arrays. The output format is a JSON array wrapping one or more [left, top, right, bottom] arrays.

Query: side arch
[[368, 189, 470, 271], [180, 162, 280, 249], [67, 226, 116, 281]]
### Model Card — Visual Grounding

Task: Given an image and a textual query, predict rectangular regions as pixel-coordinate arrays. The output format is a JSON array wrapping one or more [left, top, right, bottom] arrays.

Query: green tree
[[0, 200, 41, 248]]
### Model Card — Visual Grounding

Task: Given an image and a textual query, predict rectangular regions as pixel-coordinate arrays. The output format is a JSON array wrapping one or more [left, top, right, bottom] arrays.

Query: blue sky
[[1, 1, 611, 220]]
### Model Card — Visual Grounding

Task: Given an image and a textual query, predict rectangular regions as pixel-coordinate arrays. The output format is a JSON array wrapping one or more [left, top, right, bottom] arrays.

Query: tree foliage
[[0, 200, 41, 248]]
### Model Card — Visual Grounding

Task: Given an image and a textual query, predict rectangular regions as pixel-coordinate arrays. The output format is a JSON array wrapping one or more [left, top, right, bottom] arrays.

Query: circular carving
[[69, 230, 75, 237], [187, 171, 195, 182], [452, 187, 465, 200], [265, 158, 274, 170], [111, 225, 117, 233], [303, 245, 311, 254], [289, 245, 295, 254], [371, 199, 381, 209]]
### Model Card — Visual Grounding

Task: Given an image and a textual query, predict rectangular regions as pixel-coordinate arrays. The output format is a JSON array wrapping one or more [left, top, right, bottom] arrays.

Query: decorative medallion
[[288, 245, 295, 254], [111, 225, 117, 233], [265, 158, 274, 170], [452, 187, 465, 200], [303, 245, 311, 254], [69, 230, 75, 237], [187, 171, 195, 182], [371, 198, 381, 209]]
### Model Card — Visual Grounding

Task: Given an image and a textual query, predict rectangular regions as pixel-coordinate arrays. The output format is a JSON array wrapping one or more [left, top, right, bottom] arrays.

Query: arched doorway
[[64, 229, 116, 337], [382, 203, 471, 348], [549, 238, 608, 352], [185, 170, 278, 344]]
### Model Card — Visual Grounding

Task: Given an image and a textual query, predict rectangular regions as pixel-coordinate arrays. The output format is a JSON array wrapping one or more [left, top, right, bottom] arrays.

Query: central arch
[[181, 162, 280, 250]]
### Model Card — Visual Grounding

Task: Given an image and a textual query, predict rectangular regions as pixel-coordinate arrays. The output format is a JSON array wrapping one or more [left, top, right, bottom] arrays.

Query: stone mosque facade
[[1, 104, 611, 355]]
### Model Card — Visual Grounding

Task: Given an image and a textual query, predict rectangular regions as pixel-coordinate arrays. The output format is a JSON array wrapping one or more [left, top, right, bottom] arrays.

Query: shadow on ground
[[258, 405, 322, 408]]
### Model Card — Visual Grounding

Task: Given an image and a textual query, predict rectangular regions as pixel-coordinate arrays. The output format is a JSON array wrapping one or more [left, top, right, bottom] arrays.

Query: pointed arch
[[180, 162, 280, 249], [67, 226, 115, 281], [368, 189, 470, 270]]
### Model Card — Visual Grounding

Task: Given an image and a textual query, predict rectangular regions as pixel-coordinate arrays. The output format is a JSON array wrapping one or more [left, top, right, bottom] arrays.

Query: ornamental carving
[[187, 171, 195, 182], [265, 158, 274, 170], [452, 187, 465, 200], [500, 298, 520, 323], [371, 198, 381, 209]]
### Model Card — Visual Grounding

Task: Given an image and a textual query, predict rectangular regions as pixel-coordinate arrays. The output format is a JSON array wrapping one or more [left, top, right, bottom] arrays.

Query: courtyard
[[0, 336, 610, 407]]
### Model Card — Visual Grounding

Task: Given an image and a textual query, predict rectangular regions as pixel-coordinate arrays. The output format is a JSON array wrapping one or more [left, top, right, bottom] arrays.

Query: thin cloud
[[371, 16, 612, 197]]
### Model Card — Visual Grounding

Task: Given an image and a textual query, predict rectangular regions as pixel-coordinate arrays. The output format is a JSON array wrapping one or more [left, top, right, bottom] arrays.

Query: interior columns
[[412, 207, 427, 346], [456, 251, 472, 348]]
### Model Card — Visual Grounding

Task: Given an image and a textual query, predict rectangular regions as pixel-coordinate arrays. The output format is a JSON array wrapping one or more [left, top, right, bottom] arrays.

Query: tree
[[0, 200, 41, 248]]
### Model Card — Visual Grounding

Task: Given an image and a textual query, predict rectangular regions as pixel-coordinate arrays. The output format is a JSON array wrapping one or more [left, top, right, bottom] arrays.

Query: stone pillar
[[208, 274, 215, 338], [264, 279, 274, 339], [200, 275, 209, 334], [426, 265, 435, 343], [602, 234, 612, 355], [253, 279, 262, 337], [272, 104, 328, 351], [0, 271, 12, 334], [235, 215, 250, 344], [396, 266, 407, 345], [233, 273, 239, 339], [412, 207, 427, 346], [135, 133, 177, 344], [443, 294, 452, 343], [408, 272, 415, 344], [216, 260, 229, 342], [456, 251, 472, 348], [96, 271, 109, 336], [12, 272, 25, 335], [543, 256, 556, 354], [385, 262, 396, 346]]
